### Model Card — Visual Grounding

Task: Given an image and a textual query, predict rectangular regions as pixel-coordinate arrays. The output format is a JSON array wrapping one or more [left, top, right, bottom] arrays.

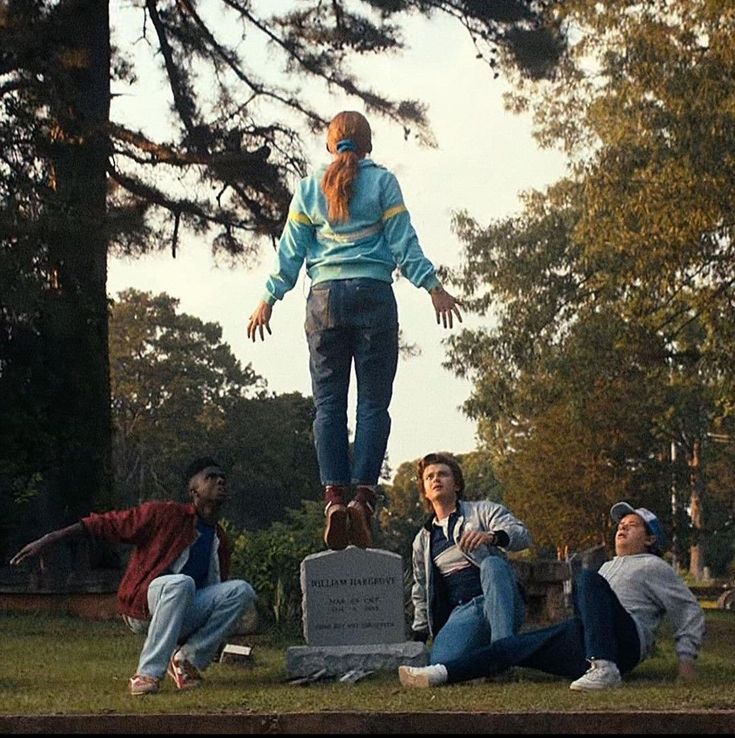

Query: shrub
[[226, 501, 324, 629]]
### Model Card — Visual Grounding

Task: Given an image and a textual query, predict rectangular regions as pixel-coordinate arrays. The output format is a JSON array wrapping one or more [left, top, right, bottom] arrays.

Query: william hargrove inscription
[[300, 548, 406, 647]]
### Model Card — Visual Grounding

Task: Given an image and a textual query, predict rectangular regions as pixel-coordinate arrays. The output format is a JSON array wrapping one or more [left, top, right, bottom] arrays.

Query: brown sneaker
[[167, 652, 203, 690], [324, 502, 349, 550], [129, 673, 160, 696], [347, 500, 373, 548]]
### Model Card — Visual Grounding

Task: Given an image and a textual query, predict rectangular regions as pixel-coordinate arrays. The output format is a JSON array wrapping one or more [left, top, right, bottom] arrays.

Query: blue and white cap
[[610, 501, 666, 546]]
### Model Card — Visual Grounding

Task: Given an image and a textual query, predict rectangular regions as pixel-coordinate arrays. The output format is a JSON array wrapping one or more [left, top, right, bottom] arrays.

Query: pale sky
[[108, 5, 567, 480]]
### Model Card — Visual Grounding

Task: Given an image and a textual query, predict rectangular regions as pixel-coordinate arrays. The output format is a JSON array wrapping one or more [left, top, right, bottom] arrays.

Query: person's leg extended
[[350, 280, 398, 546], [351, 283, 398, 488], [176, 580, 256, 672], [307, 326, 352, 488], [454, 619, 588, 682], [306, 284, 353, 548], [568, 569, 640, 690], [306, 281, 353, 487], [429, 599, 490, 665], [479, 556, 525, 642], [401, 619, 588, 688]]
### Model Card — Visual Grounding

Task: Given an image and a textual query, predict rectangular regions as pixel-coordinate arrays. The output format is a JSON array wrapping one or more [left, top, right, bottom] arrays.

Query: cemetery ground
[[1, 609, 734, 733]]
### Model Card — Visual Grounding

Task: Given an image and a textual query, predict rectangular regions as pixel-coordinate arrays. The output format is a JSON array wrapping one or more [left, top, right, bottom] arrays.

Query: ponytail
[[321, 112, 372, 223], [322, 150, 359, 223]]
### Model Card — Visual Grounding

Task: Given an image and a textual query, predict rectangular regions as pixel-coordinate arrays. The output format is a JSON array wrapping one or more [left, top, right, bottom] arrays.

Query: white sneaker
[[398, 664, 448, 688], [569, 659, 622, 691]]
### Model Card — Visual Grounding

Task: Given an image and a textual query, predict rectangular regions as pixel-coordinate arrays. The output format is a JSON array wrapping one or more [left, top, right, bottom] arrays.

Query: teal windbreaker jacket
[[262, 158, 441, 304]]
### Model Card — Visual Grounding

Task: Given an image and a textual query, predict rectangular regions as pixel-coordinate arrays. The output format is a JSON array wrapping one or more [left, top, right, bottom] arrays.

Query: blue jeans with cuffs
[[305, 278, 399, 486]]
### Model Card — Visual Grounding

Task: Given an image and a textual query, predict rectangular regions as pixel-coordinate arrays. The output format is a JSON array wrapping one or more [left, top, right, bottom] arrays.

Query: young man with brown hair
[[410, 452, 531, 664]]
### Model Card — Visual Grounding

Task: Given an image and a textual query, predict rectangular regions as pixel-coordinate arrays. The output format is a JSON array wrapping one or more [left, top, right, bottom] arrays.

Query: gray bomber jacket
[[410, 499, 532, 638]]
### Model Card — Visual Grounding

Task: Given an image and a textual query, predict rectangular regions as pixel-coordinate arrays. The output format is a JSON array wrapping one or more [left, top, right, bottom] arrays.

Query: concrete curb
[[2, 711, 735, 734]]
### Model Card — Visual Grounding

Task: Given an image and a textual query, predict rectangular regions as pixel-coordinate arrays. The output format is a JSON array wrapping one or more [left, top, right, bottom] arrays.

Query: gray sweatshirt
[[599, 554, 705, 662]]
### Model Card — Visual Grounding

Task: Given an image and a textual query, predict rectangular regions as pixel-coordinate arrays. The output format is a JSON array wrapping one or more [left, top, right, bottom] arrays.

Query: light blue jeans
[[125, 574, 256, 679], [429, 556, 525, 665]]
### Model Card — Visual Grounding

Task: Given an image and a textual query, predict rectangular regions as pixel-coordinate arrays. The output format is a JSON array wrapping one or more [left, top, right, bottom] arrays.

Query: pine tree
[[0, 0, 563, 557]]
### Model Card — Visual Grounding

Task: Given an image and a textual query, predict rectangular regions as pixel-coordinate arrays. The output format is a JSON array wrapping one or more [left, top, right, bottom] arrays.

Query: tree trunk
[[38, 0, 112, 546], [670, 440, 680, 572], [688, 438, 706, 580]]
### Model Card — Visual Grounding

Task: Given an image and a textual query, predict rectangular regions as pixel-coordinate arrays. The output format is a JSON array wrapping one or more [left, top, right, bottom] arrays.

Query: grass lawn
[[1, 610, 734, 715]]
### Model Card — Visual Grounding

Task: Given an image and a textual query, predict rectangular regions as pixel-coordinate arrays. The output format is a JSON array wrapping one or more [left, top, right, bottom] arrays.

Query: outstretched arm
[[430, 286, 463, 329], [9, 522, 86, 567]]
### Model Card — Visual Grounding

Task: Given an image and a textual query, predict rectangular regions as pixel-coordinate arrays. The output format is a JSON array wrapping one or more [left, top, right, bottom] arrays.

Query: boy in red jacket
[[10, 457, 256, 696]]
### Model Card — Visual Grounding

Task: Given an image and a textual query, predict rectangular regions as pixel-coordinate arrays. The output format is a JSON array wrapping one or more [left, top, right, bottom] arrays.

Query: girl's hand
[[430, 286, 463, 329], [247, 301, 273, 342]]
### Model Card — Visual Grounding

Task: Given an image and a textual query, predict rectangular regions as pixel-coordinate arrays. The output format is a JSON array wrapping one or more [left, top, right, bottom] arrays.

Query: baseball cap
[[610, 501, 666, 547]]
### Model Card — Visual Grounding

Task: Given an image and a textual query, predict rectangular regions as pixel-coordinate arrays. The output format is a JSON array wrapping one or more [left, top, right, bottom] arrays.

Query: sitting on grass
[[10, 457, 256, 697], [399, 501, 705, 691]]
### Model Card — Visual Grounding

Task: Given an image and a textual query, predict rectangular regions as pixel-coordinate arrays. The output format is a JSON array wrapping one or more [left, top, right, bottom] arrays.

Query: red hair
[[321, 111, 372, 223]]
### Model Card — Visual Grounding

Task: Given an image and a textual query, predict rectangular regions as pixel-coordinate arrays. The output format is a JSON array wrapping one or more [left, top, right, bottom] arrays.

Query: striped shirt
[[431, 511, 482, 608]]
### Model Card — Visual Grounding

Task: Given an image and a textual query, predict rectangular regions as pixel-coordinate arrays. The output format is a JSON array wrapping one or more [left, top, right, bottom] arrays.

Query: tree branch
[[108, 162, 254, 233], [109, 122, 270, 172], [144, 0, 199, 135]]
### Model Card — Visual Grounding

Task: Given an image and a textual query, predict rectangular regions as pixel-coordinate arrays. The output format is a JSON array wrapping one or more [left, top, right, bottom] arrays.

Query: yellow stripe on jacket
[[382, 204, 407, 221], [288, 211, 312, 225]]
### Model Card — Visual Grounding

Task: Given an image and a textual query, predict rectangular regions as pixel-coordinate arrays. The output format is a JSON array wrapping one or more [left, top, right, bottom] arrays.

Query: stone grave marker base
[[287, 640, 426, 678]]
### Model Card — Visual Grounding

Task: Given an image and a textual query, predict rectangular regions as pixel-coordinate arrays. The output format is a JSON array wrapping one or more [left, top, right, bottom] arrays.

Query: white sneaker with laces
[[569, 659, 622, 691], [398, 664, 448, 688]]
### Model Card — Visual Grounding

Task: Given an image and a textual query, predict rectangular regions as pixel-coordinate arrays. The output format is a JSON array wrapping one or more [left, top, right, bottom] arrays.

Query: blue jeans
[[429, 556, 525, 665], [125, 574, 256, 679], [305, 278, 399, 486], [443, 569, 641, 683]]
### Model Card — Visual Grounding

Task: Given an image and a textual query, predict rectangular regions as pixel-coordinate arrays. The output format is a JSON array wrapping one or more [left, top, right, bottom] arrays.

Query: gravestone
[[301, 547, 405, 646], [286, 547, 426, 678]]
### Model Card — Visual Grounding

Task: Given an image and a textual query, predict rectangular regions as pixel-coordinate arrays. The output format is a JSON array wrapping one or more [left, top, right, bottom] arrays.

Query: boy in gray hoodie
[[399, 501, 705, 691]]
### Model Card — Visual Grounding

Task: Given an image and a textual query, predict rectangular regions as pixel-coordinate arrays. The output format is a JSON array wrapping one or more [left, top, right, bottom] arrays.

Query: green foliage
[[109, 288, 263, 504], [110, 289, 322, 529], [227, 502, 324, 629], [221, 392, 323, 529], [378, 459, 427, 565], [446, 0, 735, 563], [704, 522, 735, 579], [461, 449, 505, 503]]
